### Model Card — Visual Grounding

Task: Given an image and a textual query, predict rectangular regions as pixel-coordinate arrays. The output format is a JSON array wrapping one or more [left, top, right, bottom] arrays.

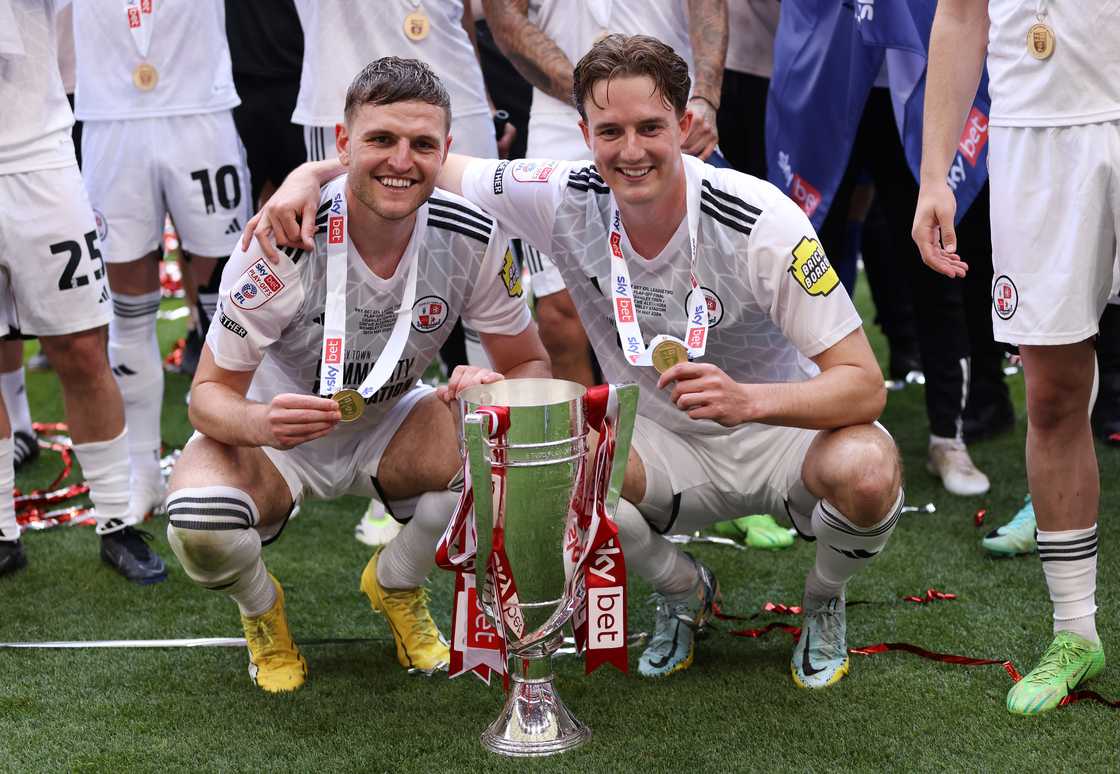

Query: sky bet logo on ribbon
[[324, 337, 342, 365], [328, 216, 344, 245], [789, 237, 839, 297]]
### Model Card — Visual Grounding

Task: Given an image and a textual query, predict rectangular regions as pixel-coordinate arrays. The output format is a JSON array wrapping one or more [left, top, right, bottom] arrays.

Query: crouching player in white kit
[[166, 58, 548, 692], [256, 35, 904, 687]]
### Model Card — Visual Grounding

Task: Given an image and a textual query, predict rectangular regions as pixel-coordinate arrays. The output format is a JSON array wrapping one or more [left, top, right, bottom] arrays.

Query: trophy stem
[[480, 647, 591, 757]]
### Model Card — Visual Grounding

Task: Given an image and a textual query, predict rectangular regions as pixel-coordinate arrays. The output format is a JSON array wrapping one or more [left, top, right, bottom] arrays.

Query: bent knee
[[808, 427, 901, 518], [165, 485, 262, 584]]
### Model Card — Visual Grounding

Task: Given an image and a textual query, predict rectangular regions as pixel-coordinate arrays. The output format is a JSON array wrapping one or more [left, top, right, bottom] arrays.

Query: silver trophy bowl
[[460, 378, 637, 757]]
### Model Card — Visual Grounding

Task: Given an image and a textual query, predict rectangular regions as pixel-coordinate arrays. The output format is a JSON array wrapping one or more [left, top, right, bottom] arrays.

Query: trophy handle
[[463, 411, 495, 613], [603, 383, 639, 523]]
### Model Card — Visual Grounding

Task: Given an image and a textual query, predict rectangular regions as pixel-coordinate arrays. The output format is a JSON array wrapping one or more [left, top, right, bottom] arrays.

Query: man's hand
[[240, 163, 336, 263], [682, 98, 719, 160], [259, 393, 342, 449], [436, 365, 505, 404], [657, 361, 752, 426], [912, 180, 967, 278]]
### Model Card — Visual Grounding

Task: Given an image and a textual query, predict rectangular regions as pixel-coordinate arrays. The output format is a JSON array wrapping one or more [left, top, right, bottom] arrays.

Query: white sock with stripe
[[1038, 525, 1099, 644], [72, 429, 133, 532], [108, 290, 164, 488], [166, 485, 276, 617], [0, 368, 33, 437], [803, 490, 903, 603]]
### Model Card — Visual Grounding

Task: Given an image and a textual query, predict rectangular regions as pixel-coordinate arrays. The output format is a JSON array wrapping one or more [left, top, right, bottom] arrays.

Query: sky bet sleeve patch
[[788, 236, 839, 297]]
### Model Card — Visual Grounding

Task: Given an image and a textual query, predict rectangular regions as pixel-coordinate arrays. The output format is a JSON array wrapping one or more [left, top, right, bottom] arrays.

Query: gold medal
[[1027, 23, 1055, 60], [332, 389, 365, 423], [651, 339, 689, 374], [404, 10, 429, 41], [132, 62, 158, 91]]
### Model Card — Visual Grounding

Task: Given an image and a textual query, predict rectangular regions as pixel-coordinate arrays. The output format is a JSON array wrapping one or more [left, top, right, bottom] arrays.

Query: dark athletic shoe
[[100, 525, 168, 585], [0, 539, 27, 577]]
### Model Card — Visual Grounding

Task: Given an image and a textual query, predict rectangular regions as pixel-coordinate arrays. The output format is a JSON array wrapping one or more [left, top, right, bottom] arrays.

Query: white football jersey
[[461, 154, 862, 436], [291, 0, 490, 129], [208, 175, 530, 438], [525, 0, 693, 157], [72, 0, 239, 121], [987, 0, 1120, 127], [0, 0, 76, 175]]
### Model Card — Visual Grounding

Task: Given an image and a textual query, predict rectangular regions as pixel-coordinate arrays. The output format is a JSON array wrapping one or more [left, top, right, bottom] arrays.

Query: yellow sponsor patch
[[789, 237, 839, 297], [499, 247, 523, 298]]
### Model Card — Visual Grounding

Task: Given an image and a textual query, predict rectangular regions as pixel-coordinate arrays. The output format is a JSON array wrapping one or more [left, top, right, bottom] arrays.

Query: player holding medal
[[165, 58, 548, 693], [256, 35, 903, 687]]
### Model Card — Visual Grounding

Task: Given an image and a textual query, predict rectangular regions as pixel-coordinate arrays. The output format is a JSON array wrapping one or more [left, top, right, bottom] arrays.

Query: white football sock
[[0, 369, 33, 437], [803, 490, 903, 604], [1038, 525, 1099, 644], [108, 290, 163, 485], [613, 499, 698, 597], [0, 437, 17, 542], [72, 428, 132, 531], [166, 485, 277, 617], [376, 489, 457, 589]]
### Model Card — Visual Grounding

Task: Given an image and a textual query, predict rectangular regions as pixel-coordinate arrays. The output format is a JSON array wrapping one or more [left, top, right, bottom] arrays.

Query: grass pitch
[[3, 289, 1119, 773]]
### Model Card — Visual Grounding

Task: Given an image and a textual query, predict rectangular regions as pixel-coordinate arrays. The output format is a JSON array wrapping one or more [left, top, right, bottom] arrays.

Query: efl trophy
[[458, 378, 638, 757]]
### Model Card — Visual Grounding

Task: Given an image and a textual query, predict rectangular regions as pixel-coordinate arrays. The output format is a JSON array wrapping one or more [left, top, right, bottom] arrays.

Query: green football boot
[[1006, 631, 1105, 716]]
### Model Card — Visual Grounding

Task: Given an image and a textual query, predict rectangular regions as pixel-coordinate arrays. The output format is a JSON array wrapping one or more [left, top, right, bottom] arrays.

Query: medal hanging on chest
[[318, 185, 424, 422], [1027, 0, 1055, 60], [607, 161, 710, 372], [404, 0, 430, 41], [124, 0, 158, 90]]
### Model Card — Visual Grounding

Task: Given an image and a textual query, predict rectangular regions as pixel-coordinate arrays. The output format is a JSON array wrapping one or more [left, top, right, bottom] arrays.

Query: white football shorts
[[629, 414, 820, 535], [988, 120, 1120, 345], [81, 111, 251, 263], [0, 164, 112, 337]]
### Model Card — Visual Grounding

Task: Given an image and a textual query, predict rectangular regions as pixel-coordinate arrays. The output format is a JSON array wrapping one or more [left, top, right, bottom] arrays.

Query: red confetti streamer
[[974, 508, 987, 527], [164, 337, 186, 368], [717, 592, 1118, 710]]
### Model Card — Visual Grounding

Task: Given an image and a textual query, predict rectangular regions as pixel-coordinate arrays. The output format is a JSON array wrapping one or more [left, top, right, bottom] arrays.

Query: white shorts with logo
[[988, 121, 1120, 345], [630, 415, 821, 535], [81, 111, 250, 263], [0, 164, 112, 337]]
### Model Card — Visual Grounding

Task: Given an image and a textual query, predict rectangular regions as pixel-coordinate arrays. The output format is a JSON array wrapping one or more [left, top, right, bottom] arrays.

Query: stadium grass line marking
[[0, 636, 390, 649]]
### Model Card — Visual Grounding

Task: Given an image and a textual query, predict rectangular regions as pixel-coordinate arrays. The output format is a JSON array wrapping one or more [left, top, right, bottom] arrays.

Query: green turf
[[4, 286, 1120, 773]]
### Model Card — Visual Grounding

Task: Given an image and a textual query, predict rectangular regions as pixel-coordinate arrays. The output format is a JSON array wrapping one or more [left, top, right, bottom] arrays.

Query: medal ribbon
[[608, 160, 709, 367], [318, 186, 423, 401], [123, 0, 155, 59]]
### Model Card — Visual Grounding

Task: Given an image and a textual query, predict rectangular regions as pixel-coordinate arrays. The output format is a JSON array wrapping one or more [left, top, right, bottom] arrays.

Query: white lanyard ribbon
[[123, 0, 155, 59], [318, 188, 423, 400], [608, 161, 709, 367]]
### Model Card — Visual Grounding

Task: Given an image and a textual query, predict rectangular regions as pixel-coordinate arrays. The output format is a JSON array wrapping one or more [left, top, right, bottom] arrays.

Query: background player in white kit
[[914, 0, 1120, 715], [290, 0, 514, 546], [256, 35, 904, 686], [71, 0, 251, 534], [483, 0, 727, 388], [0, 0, 165, 582], [167, 58, 549, 693]]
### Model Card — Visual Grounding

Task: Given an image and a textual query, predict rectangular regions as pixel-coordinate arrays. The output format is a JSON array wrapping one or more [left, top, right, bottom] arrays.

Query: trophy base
[[481, 673, 591, 757]]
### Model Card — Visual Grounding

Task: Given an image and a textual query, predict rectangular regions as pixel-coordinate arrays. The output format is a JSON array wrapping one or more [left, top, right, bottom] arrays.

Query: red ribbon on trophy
[[436, 407, 510, 684]]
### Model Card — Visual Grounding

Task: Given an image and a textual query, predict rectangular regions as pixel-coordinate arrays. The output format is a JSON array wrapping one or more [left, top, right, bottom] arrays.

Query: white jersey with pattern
[[461, 155, 862, 436], [208, 176, 530, 440], [987, 0, 1120, 127], [0, 0, 76, 175], [525, 0, 693, 157], [291, 0, 490, 128], [72, 0, 239, 121]]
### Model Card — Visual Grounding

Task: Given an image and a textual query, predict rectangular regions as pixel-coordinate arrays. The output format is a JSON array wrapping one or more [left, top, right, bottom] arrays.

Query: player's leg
[[792, 423, 903, 688], [0, 384, 25, 575], [82, 117, 169, 518], [3, 162, 166, 582], [165, 435, 305, 692], [0, 340, 37, 470], [359, 390, 464, 673]]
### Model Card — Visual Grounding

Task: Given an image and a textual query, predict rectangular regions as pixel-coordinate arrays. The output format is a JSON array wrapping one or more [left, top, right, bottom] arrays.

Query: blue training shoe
[[638, 557, 718, 678], [791, 595, 850, 689], [981, 496, 1037, 557]]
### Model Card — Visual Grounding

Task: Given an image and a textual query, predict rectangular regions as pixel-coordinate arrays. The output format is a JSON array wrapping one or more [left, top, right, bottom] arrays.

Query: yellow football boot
[[241, 575, 308, 693], [360, 549, 449, 674]]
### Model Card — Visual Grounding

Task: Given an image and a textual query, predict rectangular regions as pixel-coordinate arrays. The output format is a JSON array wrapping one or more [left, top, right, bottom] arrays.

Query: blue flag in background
[[766, 0, 990, 230]]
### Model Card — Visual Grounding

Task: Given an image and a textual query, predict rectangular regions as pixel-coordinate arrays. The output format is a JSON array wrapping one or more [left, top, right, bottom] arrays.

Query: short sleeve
[[745, 195, 862, 359], [206, 241, 305, 371], [461, 221, 532, 336], [459, 157, 574, 253]]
